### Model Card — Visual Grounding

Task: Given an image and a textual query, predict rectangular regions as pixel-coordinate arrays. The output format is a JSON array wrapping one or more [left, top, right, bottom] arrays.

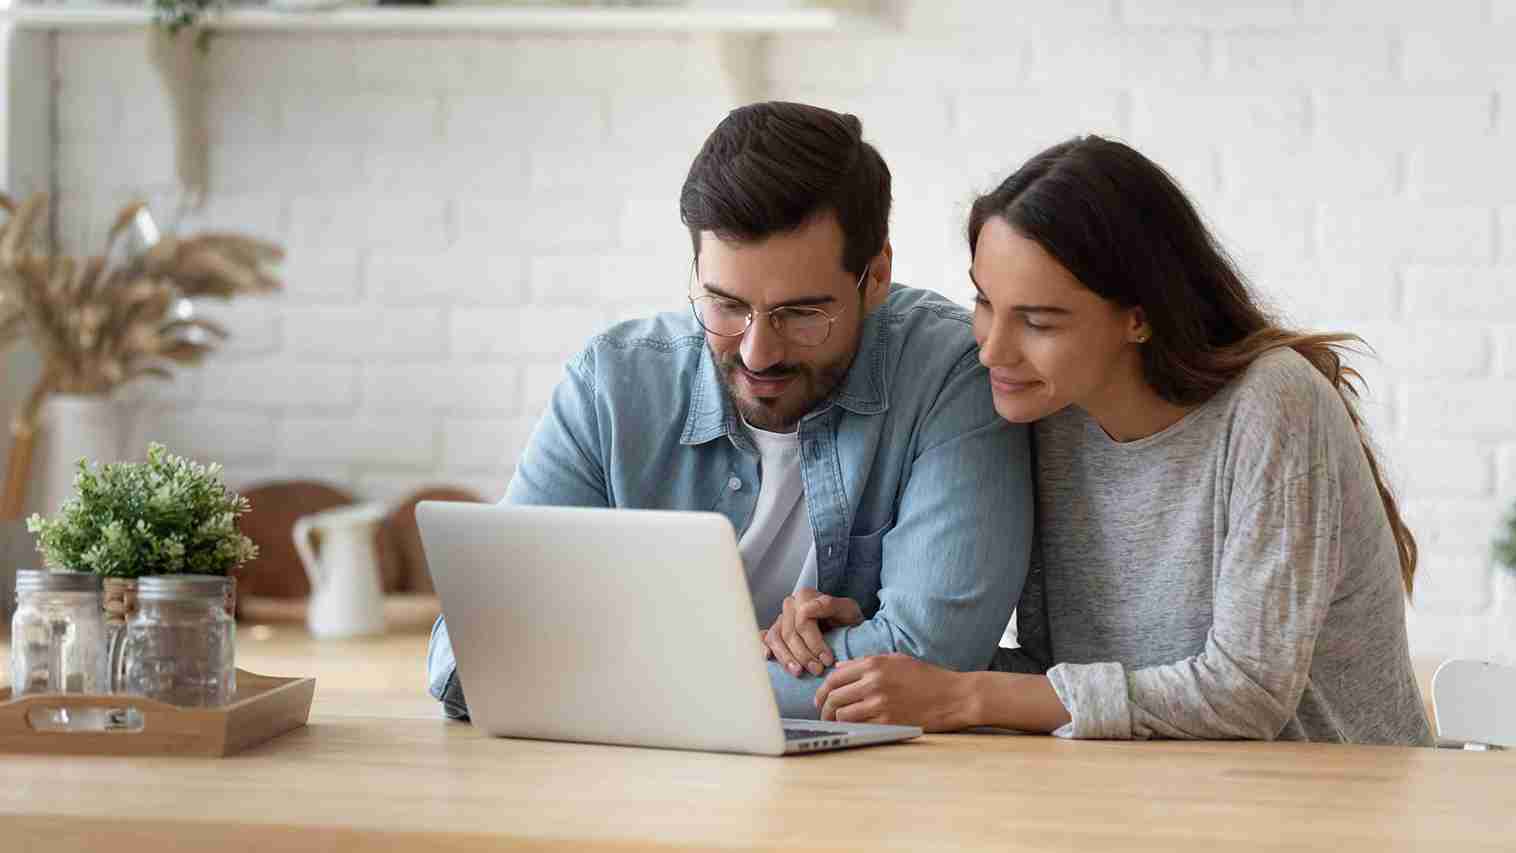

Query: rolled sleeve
[[427, 615, 471, 721], [1047, 661, 1133, 740]]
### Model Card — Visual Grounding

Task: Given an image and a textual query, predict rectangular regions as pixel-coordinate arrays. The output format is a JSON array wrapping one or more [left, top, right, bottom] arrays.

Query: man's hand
[[762, 588, 864, 678], [813, 653, 978, 732]]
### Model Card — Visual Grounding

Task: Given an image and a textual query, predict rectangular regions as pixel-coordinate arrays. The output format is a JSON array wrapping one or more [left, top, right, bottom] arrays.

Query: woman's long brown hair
[[968, 136, 1417, 595]]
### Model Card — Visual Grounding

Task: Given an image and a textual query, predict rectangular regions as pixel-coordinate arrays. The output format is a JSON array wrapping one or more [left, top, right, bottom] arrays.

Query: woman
[[808, 136, 1432, 744]]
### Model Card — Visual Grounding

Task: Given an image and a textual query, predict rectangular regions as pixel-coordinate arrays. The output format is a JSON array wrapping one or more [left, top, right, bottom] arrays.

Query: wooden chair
[[383, 486, 486, 595]]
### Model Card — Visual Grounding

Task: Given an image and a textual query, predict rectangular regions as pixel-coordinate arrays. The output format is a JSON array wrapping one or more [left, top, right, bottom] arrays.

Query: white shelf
[[5, 3, 847, 33]]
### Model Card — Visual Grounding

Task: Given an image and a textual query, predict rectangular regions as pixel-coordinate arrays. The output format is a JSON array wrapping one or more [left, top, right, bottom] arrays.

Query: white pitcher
[[293, 503, 389, 639]]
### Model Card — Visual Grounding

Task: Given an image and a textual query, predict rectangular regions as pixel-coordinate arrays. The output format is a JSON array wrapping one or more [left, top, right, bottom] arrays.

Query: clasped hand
[[759, 588, 864, 676], [757, 588, 977, 732]]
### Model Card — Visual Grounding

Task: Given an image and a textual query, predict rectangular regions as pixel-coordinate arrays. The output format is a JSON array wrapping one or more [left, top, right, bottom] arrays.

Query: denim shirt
[[428, 284, 1033, 719]]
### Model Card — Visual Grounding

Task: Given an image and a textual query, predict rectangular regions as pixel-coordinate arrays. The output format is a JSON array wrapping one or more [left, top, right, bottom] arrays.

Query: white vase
[[31, 394, 125, 517]]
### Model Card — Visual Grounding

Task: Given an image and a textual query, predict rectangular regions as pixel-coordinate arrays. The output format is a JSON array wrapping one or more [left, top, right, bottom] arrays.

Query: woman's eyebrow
[[967, 271, 1071, 315]]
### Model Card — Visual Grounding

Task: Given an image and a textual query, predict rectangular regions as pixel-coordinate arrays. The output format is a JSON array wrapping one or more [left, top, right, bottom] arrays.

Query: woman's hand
[[762, 589, 865, 677], [813, 653, 979, 732]]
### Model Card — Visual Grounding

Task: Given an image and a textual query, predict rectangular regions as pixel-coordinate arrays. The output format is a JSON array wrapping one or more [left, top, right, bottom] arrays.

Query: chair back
[[1432, 659, 1516, 749]]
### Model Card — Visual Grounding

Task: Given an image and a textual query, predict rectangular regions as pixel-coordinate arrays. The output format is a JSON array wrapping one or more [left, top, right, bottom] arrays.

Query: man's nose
[[740, 315, 786, 373]]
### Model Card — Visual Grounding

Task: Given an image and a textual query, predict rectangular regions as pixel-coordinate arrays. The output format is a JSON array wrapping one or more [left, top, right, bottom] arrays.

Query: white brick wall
[[37, 2, 1516, 665]]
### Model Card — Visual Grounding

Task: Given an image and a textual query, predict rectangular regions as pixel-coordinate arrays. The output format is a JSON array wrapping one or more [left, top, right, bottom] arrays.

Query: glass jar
[[9, 570, 108, 697], [112, 576, 236, 707]]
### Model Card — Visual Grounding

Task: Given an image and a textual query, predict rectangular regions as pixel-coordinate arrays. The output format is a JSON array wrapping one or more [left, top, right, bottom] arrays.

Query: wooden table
[[2, 628, 1511, 851]]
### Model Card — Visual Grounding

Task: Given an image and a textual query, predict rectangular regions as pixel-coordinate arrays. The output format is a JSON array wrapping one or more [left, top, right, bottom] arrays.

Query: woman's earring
[[1134, 331, 1151, 344]]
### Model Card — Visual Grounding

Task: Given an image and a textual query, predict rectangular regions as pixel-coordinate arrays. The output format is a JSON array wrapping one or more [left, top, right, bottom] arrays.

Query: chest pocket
[[842, 523, 890, 616]]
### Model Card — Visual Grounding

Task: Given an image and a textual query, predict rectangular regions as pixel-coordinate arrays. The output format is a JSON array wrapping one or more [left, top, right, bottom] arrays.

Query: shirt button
[[727, 477, 743, 491]]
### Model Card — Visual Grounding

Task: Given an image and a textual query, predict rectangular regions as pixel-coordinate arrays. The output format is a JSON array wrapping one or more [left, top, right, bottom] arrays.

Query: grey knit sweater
[[997, 349, 1433, 745]]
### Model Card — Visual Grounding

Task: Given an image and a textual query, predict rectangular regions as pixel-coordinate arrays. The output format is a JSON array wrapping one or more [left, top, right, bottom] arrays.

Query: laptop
[[416, 502, 922, 756]]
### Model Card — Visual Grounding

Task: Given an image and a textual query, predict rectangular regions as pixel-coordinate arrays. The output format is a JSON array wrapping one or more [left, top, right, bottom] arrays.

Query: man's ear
[[863, 241, 893, 312]]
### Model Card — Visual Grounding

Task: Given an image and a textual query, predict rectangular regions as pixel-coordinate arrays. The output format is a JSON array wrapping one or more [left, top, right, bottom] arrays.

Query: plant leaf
[[0, 194, 46, 264]]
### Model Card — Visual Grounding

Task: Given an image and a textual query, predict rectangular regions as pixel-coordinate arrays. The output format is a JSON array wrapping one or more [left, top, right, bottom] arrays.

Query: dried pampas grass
[[0, 191, 284, 517]]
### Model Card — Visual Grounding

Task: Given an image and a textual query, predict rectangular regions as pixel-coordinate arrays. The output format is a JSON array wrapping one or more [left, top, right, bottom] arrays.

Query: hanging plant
[[152, 0, 221, 51]]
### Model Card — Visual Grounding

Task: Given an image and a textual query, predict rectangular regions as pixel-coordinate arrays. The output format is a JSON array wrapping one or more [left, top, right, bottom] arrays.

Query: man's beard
[[711, 347, 855, 432]]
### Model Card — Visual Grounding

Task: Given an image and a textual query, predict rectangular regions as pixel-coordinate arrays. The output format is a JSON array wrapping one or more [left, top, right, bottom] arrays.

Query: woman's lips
[[991, 376, 1041, 394]]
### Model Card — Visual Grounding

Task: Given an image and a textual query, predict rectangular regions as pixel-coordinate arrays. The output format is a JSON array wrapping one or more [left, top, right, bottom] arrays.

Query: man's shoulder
[[878, 284, 976, 329], [873, 285, 983, 381], [570, 311, 707, 386]]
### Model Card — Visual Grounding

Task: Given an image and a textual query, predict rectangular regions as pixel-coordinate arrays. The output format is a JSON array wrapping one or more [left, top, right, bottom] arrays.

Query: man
[[428, 101, 1032, 721]]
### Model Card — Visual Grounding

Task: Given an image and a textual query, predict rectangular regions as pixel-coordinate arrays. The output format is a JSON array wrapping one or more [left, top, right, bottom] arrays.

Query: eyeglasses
[[687, 258, 871, 348]]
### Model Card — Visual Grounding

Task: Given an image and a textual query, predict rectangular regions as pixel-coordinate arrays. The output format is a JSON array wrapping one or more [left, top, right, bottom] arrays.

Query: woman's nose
[[977, 322, 1020, 369]]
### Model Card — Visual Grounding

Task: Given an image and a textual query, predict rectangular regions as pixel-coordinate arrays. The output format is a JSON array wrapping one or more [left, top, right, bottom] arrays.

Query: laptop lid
[[418, 503, 790, 756]]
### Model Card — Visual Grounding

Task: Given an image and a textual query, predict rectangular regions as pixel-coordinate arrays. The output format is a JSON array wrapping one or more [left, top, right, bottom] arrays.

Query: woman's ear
[[1127, 306, 1151, 343], [864, 242, 893, 312]]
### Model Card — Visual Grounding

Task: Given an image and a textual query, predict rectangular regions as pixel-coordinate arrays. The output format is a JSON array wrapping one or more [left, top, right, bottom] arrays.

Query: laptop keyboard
[[784, 728, 842, 741]]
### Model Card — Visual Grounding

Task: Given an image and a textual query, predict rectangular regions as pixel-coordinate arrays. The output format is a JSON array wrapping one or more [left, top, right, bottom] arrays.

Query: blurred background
[[1, 0, 1512, 664]]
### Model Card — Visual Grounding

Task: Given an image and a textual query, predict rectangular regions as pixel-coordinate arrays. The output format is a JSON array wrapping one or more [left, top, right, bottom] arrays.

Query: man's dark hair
[[679, 101, 891, 277]]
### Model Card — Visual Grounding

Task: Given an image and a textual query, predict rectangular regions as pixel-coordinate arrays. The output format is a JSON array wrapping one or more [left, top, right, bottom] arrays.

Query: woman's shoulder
[[1217, 346, 1370, 484], [1219, 347, 1345, 427]]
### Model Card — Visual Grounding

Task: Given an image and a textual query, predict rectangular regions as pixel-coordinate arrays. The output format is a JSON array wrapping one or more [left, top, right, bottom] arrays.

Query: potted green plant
[[26, 442, 259, 627]]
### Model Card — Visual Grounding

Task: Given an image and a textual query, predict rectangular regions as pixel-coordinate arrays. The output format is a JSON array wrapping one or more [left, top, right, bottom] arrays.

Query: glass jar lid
[[137, 575, 229, 602], [15, 570, 101, 594]]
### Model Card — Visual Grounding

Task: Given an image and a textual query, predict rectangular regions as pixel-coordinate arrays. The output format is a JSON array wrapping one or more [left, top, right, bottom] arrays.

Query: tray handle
[[0, 691, 183, 734]]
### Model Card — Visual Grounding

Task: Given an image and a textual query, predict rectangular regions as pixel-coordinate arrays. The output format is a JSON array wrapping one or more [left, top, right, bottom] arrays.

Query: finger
[[759, 629, 772, 660], [778, 598, 821, 677], [796, 614, 833, 672], [820, 677, 877, 722], [795, 595, 839, 621], [780, 614, 823, 677], [835, 597, 864, 625], [767, 620, 803, 677], [797, 595, 865, 628], [770, 618, 806, 678], [814, 661, 868, 708], [834, 696, 885, 724]]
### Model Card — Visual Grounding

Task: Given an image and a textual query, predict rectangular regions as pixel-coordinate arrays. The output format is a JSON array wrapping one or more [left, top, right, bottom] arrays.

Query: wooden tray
[[0, 669, 315, 757]]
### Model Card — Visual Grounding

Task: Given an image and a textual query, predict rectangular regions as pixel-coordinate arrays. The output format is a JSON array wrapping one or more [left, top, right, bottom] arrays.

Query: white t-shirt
[[738, 422, 819, 628]]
